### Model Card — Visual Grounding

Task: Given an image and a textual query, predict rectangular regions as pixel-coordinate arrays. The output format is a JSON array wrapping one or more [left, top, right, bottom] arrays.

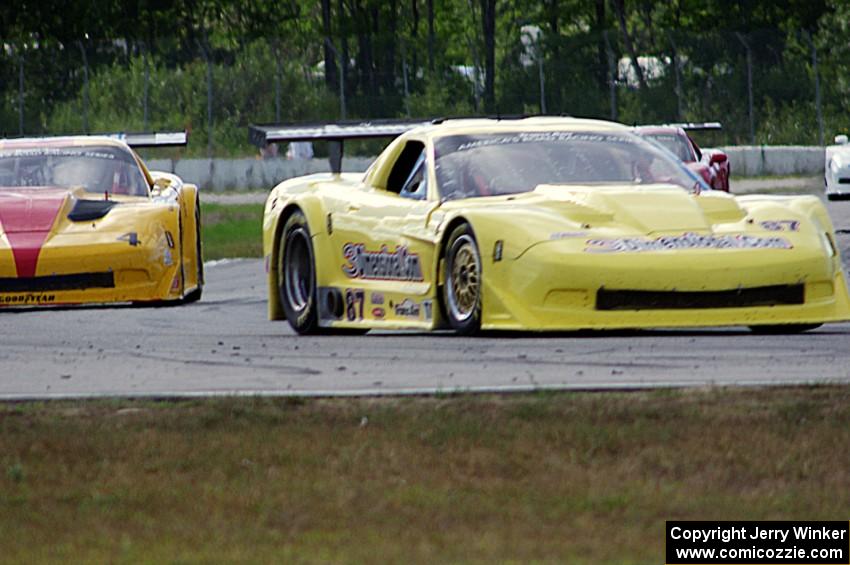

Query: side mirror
[[149, 171, 179, 194], [709, 152, 727, 165], [834, 135, 848, 145], [152, 177, 172, 190]]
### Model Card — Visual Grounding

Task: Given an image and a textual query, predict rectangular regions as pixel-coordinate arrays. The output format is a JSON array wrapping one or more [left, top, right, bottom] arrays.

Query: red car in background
[[635, 122, 730, 192]]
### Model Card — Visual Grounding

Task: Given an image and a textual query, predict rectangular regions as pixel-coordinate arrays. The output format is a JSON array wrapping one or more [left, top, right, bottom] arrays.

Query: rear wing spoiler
[[661, 122, 722, 131], [248, 120, 431, 173], [106, 131, 188, 148]]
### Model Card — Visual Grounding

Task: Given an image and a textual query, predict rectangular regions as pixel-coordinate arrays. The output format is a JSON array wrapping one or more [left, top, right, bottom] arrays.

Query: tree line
[[1, 0, 847, 154]]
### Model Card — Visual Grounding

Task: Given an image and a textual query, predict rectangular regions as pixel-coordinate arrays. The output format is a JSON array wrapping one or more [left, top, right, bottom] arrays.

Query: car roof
[[0, 136, 132, 151], [410, 116, 631, 140]]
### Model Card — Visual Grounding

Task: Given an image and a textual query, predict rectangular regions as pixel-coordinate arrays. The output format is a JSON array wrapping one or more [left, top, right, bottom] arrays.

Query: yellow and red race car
[[252, 117, 850, 335], [0, 132, 203, 307]]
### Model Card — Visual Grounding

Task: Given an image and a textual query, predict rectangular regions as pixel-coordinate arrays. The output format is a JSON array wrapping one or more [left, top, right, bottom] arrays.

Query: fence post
[[804, 31, 824, 146], [603, 30, 617, 121], [735, 32, 755, 144], [17, 48, 24, 135], [273, 38, 282, 123], [324, 38, 346, 119], [143, 42, 150, 131], [197, 36, 213, 159], [537, 35, 546, 114], [668, 31, 684, 121], [403, 55, 411, 117], [78, 40, 90, 134]]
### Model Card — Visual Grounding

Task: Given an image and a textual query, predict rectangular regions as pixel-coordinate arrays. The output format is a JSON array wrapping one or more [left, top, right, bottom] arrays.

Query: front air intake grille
[[596, 284, 804, 311], [0, 272, 115, 292]]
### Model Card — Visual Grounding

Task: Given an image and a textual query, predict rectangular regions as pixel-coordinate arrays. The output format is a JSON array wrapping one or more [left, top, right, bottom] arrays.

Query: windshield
[[433, 131, 705, 201], [639, 132, 694, 162], [0, 145, 149, 196]]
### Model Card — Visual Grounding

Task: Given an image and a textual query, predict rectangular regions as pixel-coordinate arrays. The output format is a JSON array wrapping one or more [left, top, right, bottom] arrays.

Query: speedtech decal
[[585, 233, 793, 253], [342, 243, 424, 281]]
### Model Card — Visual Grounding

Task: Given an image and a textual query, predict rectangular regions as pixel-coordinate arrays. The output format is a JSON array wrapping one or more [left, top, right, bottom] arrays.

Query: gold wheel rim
[[448, 236, 480, 321]]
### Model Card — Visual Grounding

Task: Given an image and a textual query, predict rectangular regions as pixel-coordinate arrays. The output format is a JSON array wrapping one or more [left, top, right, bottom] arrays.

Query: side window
[[399, 151, 428, 200], [688, 135, 702, 161], [386, 140, 425, 194]]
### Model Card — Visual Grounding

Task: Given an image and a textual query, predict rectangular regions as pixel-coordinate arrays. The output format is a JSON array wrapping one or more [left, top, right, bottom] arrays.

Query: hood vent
[[68, 199, 118, 222]]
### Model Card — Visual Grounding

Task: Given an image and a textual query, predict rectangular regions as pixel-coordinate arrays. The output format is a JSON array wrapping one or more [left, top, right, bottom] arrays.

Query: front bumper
[[0, 234, 181, 307], [481, 239, 850, 330]]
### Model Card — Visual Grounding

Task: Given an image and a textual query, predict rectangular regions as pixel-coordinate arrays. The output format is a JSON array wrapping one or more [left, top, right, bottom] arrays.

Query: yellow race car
[[252, 117, 850, 334], [0, 132, 203, 307]]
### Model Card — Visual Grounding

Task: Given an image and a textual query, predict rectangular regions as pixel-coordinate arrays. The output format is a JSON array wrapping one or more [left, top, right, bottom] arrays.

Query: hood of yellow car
[[0, 186, 148, 278], [433, 183, 814, 262], [0, 187, 72, 277], [442, 183, 749, 236], [525, 184, 718, 233]]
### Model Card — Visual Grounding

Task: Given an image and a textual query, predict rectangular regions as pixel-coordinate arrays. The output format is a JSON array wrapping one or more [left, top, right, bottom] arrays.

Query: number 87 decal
[[345, 288, 365, 321]]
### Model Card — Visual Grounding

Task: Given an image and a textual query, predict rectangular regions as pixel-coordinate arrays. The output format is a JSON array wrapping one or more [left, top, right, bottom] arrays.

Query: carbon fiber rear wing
[[248, 119, 431, 173]]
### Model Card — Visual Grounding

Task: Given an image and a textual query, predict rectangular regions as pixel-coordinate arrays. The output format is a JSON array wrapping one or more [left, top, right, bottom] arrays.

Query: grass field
[[1, 386, 849, 563], [201, 202, 264, 260]]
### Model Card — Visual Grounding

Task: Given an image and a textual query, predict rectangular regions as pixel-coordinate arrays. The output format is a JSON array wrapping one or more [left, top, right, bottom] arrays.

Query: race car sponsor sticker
[[370, 292, 385, 305], [394, 298, 421, 318], [0, 293, 56, 305], [454, 131, 639, 153], [422, 299, 433, 321], [585, 232, 793, 253], [371, 307, 386, 319], [760, 220, 801, 232], [117, 232, 141, 246], [342, 243, 424, 281], [550, 231, 588, 240], [0, 148, 117, 160], [345, 288, 365, 321]]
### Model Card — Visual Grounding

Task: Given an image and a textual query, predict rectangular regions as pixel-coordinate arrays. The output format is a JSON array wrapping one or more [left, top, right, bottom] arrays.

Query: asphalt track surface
[[2, 197, 850, 400]]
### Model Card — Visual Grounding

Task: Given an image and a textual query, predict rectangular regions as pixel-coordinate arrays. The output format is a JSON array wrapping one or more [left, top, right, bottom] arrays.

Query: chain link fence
[[0, 29, 844, 157]]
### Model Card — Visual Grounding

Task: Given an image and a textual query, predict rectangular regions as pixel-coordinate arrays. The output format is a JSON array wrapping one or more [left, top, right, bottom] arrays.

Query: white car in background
[[826, 134, 850, 200]]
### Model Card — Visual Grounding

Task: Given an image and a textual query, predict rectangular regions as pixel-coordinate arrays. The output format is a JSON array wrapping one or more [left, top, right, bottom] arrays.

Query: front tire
[[279, 211, 321, 334], [443, 224, 482, 335]]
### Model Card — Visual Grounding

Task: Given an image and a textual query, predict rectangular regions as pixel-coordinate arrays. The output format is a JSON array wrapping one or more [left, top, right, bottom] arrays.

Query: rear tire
[[182, 199, 204, 304], [279, 211, 321, 334], [749, 324, 822, 334], [442, 224, 482, 335]]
